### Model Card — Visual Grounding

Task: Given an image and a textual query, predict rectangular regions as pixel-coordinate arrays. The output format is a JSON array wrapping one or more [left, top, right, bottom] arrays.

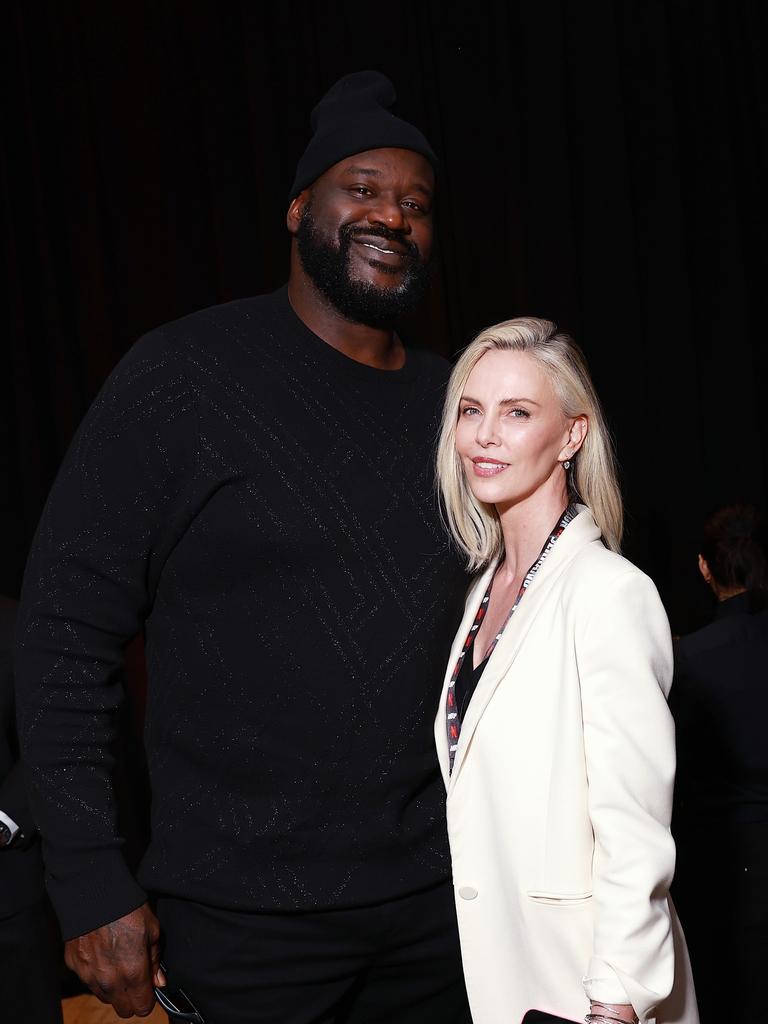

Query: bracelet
[[586, 1017, 638, 1024], [586, 1008, 639, 1024], [586, 1005, 639, 1024]]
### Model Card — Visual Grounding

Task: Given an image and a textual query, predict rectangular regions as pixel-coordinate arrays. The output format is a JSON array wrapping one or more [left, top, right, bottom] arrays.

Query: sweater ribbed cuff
[[46, 848, 148, 941]]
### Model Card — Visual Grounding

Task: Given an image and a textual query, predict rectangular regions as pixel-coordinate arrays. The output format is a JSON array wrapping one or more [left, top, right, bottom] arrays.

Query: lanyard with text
[[446, 504, 578, 772]]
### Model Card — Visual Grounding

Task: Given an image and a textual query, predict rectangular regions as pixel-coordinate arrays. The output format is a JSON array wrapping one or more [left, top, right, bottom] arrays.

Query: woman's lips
[[470, 458, 509, 477]]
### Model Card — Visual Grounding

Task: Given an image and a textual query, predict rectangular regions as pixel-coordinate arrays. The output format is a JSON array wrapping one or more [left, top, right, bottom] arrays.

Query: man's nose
[[366, 199, 409, 232]]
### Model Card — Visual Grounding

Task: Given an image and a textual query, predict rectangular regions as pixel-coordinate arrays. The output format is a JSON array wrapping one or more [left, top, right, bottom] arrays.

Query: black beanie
[[288, 70, 438, 201]]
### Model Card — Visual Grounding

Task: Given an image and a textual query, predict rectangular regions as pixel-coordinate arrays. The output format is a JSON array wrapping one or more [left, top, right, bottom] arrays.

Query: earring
[[562, 458, 571, 470]]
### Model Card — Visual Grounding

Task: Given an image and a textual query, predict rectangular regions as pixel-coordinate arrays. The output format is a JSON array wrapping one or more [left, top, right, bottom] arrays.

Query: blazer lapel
[[446, 509, 601, 791], [434, 563, 495, 788]]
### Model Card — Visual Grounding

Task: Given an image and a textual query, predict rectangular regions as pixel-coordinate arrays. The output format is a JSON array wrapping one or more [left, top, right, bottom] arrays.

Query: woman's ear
[[559, 415, 588, 461]]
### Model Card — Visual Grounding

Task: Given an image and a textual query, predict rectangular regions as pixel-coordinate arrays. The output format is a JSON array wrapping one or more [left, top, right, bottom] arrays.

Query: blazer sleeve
[[576, 567, 676, 1022]]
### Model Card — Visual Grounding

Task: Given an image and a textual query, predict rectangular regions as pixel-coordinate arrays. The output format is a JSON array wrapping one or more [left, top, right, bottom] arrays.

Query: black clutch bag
[[521, 1011, 581, 1024]]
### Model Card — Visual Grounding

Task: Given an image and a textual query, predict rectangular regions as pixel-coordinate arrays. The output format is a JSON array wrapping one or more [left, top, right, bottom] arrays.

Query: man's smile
[[359, 240, 403, 255], [351, 234, 411, 261]]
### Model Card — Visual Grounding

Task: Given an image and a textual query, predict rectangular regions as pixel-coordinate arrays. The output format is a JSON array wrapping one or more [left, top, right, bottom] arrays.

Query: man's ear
[[697, 554, 711, 584], [286, 191, 309, 235]]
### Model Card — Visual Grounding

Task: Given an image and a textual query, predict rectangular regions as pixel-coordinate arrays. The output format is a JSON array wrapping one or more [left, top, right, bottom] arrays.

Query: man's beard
[[295, 205, 432, 328]]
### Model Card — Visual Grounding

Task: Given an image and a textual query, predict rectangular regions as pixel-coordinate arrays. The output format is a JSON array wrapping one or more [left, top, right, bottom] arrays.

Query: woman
[[433, 318, 698, 1024], [671, 504, 768, 1021]]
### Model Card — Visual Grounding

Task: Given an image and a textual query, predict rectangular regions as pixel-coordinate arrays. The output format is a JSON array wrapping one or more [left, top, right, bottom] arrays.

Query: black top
[[15, 287, 467, 939], [454, 633, 489, 724], [671, 592, 768, 829]]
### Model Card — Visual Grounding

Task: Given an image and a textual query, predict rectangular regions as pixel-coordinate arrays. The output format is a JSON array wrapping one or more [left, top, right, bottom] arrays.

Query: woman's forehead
[[464, 349, 553, 396]]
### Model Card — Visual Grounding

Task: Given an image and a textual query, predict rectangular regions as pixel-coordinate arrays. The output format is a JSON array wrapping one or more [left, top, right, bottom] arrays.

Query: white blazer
[[434, 509, 698, 1024]]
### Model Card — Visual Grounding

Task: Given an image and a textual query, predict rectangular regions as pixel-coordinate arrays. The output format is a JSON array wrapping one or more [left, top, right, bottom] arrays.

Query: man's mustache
[[341, 224, 420, 261]]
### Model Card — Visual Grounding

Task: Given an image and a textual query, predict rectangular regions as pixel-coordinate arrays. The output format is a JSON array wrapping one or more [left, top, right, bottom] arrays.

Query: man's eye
[[402, 200, 425, 212], [352, 186, 373, 196]]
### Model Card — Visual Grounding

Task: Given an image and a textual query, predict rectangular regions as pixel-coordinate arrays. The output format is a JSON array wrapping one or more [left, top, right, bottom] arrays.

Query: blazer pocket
[[526, 890, 592, 906]]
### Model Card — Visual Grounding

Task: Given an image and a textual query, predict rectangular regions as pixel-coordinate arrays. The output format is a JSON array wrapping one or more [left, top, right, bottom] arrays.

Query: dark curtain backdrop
[[3, 0, 767, 633]]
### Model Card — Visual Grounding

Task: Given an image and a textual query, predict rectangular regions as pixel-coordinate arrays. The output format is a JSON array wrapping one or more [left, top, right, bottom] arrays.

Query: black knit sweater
[[15, 288, 467, 940]]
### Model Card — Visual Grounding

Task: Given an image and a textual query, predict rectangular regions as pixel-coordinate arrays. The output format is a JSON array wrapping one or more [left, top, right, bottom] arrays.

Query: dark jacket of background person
[[672, 593, 768, 829], [0, 596, 62, 1022], [670, 505, 768, 1023]]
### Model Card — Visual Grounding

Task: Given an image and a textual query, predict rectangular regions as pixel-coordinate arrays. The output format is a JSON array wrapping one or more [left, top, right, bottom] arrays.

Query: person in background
[[14, 70, 470, 1023], [670, 504, 768, 1023], [0, 594, 62, 1023], [433, 317, 698, 1024]]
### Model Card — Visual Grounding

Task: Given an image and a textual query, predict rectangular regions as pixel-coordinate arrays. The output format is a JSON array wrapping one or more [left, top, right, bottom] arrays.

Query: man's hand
[[64, 903, 166, 1019]]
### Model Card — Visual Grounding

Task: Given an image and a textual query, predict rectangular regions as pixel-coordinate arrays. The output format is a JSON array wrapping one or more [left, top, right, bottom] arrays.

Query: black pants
[[0, 899, 63, 1024], [157, 880, 471, 1024], [673, 821, 768, 1023]]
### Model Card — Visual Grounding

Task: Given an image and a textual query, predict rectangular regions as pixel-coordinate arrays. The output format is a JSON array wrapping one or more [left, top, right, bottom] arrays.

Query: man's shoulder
[[138, 289, 287, 350], [110, 289, 289, 385], [677, 606, 768, 660], [405, 346, 450, 373], [404, 347, 452, 393]]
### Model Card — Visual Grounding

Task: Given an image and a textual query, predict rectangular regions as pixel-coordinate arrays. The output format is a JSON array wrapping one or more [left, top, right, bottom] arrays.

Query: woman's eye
[[508, 407, 530, 418], [460, 406, 480, 417]]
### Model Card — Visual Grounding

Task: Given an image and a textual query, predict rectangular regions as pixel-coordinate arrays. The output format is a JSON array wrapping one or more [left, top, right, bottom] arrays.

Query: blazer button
[[458, 886, 478, 900]]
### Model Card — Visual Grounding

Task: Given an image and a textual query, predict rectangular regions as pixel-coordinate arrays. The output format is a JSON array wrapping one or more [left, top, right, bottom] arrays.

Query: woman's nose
[[476, 416, 499, 446]]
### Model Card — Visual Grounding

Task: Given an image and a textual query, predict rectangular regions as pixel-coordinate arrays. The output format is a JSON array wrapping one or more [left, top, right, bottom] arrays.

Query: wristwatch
[[0, 809, 22, 848]]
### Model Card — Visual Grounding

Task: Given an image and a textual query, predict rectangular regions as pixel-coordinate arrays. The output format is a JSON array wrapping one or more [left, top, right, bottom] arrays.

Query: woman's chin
[[467, 480, 514, 508]]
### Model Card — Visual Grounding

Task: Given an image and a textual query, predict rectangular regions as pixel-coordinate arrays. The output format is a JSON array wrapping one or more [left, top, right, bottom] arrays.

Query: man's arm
[[15, 331, 201, 1012]]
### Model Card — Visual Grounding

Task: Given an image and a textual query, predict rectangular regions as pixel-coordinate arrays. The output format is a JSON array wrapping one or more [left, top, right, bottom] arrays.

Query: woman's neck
[[496, 479, 570, 585]]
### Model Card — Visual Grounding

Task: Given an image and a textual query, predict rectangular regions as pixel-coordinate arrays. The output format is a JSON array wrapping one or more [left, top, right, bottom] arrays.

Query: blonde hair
[[436, 317, 623, 569]]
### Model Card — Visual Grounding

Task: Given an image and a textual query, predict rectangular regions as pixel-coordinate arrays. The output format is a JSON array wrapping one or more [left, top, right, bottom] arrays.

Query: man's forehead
[[325, 148, 435, 191]]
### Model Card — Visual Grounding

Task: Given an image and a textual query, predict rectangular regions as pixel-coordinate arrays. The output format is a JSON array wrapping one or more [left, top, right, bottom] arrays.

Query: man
[[670, 504, 768, 1022], [0, 596, 62, 1023], [16, 71, 470, 1022]]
